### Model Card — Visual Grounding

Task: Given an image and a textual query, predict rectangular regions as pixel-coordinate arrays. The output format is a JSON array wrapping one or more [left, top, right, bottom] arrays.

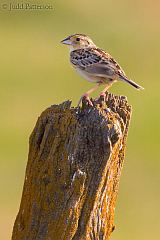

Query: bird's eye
[[76, 37, 80, 42]]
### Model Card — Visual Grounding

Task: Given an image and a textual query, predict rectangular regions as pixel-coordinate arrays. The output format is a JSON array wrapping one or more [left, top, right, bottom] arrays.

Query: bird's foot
[[77, 94, 93, 107], [84, 96, 93, 106], [100, 92, 106, 101]]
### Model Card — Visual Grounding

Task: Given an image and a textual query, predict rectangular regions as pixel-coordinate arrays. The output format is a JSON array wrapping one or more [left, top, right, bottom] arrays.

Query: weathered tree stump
[[12, 93, 131, 240]]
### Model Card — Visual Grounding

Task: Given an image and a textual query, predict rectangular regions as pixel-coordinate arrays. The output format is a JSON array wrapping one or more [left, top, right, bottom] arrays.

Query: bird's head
[[61, 34, 96, 51]]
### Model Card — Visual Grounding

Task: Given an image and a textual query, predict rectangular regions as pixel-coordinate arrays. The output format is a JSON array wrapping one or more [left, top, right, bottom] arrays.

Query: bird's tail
[[120, 75, 144, 90]]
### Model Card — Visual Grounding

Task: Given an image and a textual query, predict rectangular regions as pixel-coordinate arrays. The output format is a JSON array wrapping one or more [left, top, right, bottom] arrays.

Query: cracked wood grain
[[12, 92, 132, 240]]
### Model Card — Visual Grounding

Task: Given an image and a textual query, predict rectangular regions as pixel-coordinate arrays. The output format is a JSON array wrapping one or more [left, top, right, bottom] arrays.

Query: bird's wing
[[84, 63, 115, 77], [70, 48, 128, 79]]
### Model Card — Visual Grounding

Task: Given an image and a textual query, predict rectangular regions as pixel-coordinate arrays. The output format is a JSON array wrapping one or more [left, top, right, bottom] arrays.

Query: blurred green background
[[0, 0, 160, 239]]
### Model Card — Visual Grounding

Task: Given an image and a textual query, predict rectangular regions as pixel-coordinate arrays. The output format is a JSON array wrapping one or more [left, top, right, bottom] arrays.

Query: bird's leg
[[78, 83, 100, 107], [100, 83, 112, 101]]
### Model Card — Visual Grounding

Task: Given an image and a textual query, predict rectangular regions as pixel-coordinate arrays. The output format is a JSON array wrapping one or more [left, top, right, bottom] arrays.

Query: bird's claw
[[100, 92, 106, 101], [84, 96, 93, 106], [77, 95, 93, 107]]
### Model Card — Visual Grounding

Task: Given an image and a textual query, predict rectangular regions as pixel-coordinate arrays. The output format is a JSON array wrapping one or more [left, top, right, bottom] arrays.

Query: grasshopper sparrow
[[61, 34, 144, 106]]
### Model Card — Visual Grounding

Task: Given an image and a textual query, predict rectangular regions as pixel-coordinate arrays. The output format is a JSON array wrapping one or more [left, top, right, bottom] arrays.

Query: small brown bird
[[61, 34, 144, 106]]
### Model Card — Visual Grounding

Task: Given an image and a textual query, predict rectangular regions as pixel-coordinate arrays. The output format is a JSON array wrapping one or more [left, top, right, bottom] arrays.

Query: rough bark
[[12, 93, 131, 240]]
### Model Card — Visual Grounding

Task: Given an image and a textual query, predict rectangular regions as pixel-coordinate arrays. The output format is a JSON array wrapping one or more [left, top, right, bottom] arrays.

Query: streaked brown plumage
[[61, 34, 144, 106]]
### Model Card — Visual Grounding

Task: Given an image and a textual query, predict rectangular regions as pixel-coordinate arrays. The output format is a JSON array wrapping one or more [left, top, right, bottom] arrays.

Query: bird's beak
[[61, 37, 72, 45]]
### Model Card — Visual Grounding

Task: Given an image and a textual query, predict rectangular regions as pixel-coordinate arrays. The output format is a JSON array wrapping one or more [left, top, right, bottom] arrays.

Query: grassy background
[[0, 0, 160, 239]]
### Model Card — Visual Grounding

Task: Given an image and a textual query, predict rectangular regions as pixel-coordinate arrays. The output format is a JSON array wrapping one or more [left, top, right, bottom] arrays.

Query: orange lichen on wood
[[12, 93, 131, 240]]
